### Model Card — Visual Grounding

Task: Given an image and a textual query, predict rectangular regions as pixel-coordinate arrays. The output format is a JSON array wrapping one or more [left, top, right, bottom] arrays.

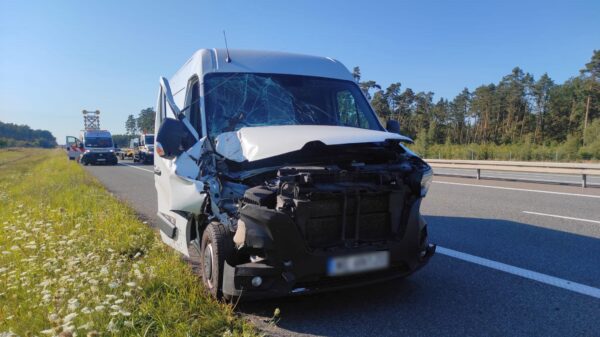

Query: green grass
[[0, 149, 257, 337]]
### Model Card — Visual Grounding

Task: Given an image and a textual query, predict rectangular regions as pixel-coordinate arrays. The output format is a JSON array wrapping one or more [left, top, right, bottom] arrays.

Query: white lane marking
[[433, 181, 600, 199], [119, 163, 154, 173], [523, 211, 600, 225], [437, 246, 600, 299]]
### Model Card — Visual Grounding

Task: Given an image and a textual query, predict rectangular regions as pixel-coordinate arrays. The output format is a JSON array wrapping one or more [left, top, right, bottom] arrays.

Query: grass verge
[[0, 149, 257, 337]]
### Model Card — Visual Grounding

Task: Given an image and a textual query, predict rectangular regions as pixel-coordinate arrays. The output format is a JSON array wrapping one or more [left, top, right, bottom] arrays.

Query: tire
[[197, 222, 233, 299]]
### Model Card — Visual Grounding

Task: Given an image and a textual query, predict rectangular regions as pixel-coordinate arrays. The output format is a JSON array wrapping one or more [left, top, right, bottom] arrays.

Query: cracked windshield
[[204, 73, 382, 136]]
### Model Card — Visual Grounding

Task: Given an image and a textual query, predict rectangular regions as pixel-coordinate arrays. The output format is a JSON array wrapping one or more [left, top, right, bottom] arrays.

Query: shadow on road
[[237, 216, 600, 337]]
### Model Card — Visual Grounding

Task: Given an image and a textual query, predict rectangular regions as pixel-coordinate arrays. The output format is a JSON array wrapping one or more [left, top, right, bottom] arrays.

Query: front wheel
[[197, 222, 233, 299]]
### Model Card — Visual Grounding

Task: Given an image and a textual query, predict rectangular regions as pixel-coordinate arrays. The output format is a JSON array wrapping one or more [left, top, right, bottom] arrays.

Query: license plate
[[327, 251, 389, 276], [96, 158, 106, 161]]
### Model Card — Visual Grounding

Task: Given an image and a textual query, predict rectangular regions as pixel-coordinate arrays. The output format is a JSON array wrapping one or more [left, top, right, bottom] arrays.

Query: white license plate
[[327, 251, 389, 276], [96, 158, 106, 161]]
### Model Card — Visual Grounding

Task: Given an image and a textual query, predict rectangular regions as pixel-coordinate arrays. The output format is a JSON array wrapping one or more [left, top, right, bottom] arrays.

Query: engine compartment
[[213, 141, 432, 260], [240, 164, 422, 252]]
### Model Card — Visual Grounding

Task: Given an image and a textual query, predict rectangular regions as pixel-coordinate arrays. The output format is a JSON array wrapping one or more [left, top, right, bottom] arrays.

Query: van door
[[66, 136, 80, 160], [154, 79, 205, 257]]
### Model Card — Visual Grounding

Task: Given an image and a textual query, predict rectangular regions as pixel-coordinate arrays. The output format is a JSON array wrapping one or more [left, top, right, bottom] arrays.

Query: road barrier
[[426, 159, 600, 188]]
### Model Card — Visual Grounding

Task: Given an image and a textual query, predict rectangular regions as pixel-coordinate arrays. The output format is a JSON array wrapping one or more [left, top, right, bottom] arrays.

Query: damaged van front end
[[153, 49, 435, 300], [220, 141, 435, 299]]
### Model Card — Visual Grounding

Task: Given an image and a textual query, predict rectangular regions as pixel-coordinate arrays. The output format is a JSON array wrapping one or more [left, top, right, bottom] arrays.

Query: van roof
[[169, 49, 355, 97]]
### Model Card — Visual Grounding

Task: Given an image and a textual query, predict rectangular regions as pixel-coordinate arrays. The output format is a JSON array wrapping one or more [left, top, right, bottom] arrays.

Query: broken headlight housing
[[420, 167, 433, 197]]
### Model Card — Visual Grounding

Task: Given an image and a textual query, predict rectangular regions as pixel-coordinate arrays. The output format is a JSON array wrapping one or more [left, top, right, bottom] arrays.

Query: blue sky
[[1, 0, 599, 143]]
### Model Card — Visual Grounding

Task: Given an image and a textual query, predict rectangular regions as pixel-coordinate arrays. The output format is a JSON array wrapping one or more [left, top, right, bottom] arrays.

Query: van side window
[[337, 90, 366, 128], [189, 82, 202, 134]]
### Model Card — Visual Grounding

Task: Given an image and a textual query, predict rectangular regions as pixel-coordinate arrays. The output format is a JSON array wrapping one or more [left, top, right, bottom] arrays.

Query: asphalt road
[[433, 167, 600, 187], [85, 160, 600, 337]]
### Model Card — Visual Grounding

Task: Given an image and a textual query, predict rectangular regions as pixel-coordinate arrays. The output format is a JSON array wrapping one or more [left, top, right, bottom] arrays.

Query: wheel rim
[[203, 243, 214, 288]]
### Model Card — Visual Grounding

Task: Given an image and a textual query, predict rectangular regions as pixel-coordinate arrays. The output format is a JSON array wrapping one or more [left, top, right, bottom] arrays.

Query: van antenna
[[223, 30, 232, 63]]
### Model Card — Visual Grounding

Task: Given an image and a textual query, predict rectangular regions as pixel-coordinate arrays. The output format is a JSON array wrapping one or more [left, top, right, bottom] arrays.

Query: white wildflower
[[40, 328, 55, 335], [94, 305, 105, 312], [107, 319, 119, 332], [114, 299, 124, 304], [78, 321, 93, 330], [81, 307, 92, 314], [67, 298, 80, 311], [63, 312, 77, 323], [126, 282, 136, 287]]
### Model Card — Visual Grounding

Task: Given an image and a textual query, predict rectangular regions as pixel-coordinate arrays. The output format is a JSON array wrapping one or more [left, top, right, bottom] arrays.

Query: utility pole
[[82, 110, 100, 130]]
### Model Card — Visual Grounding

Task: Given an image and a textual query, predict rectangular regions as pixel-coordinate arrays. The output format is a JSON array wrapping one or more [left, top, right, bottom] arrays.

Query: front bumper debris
[[81, 152, 118, 164], [222, 197, 435, 300]]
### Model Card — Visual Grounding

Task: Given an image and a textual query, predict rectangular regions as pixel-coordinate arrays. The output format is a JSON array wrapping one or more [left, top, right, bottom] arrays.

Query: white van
[[154, 49, 435, 300], [66, 130, 118, 165]]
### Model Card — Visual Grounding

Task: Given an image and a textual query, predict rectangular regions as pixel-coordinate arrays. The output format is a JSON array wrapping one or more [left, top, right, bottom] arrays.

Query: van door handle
[[154, 168, 161, 176]]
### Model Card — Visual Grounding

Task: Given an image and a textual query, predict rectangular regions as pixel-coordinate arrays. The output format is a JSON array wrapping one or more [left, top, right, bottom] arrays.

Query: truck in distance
[[153, 49, 435, 300]]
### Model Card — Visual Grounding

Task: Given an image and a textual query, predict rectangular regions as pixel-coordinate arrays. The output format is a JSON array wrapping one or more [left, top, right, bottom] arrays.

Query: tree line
[[355, 50, 600, 160], [112, 108, 156, 147], [0, 121, 57, 148]]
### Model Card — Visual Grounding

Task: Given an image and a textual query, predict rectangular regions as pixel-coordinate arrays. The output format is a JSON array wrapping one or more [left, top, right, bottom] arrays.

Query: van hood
[[214, 125, 413, 162]]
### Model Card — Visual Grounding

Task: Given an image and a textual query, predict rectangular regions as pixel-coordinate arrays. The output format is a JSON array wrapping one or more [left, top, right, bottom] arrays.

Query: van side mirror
[[156, 118, 196, 159], [386, 120, 401, 134]]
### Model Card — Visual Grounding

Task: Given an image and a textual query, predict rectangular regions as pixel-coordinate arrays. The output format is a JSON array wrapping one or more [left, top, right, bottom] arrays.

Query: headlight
[[84, 150, 90, 153], [420, 168, 433, 197], [109, 149, 114, 152]]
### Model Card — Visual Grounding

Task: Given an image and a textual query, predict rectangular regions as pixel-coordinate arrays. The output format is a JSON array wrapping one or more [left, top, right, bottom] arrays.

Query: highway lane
[[434, 167, 600, 186], [85, 160, 600, 337]]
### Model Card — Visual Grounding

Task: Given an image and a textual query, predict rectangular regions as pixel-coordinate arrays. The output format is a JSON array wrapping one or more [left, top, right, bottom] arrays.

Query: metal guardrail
[[425, 159, 600, 188]]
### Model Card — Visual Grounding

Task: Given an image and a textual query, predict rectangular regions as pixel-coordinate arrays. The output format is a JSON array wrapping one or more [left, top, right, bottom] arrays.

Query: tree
[[580, 50, 600, 138], [449, 88, 470, 144], [352, 66, 381, 100], [0, 121, 57, 148], [137, 108, 155, 133], [531, 73, 554, 142], [370, 90, 390, 118], [352, 66, 361, 82], [125, 114, 137, 135]]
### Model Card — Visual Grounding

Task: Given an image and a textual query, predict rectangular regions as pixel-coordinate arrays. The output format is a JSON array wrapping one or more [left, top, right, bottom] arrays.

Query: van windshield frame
[[84, 137, 113, 148], [203, 73, 384, 137]]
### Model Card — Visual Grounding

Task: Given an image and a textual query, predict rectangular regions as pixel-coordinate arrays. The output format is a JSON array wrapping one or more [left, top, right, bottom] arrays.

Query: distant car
[[132, 134, 154, 164]]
